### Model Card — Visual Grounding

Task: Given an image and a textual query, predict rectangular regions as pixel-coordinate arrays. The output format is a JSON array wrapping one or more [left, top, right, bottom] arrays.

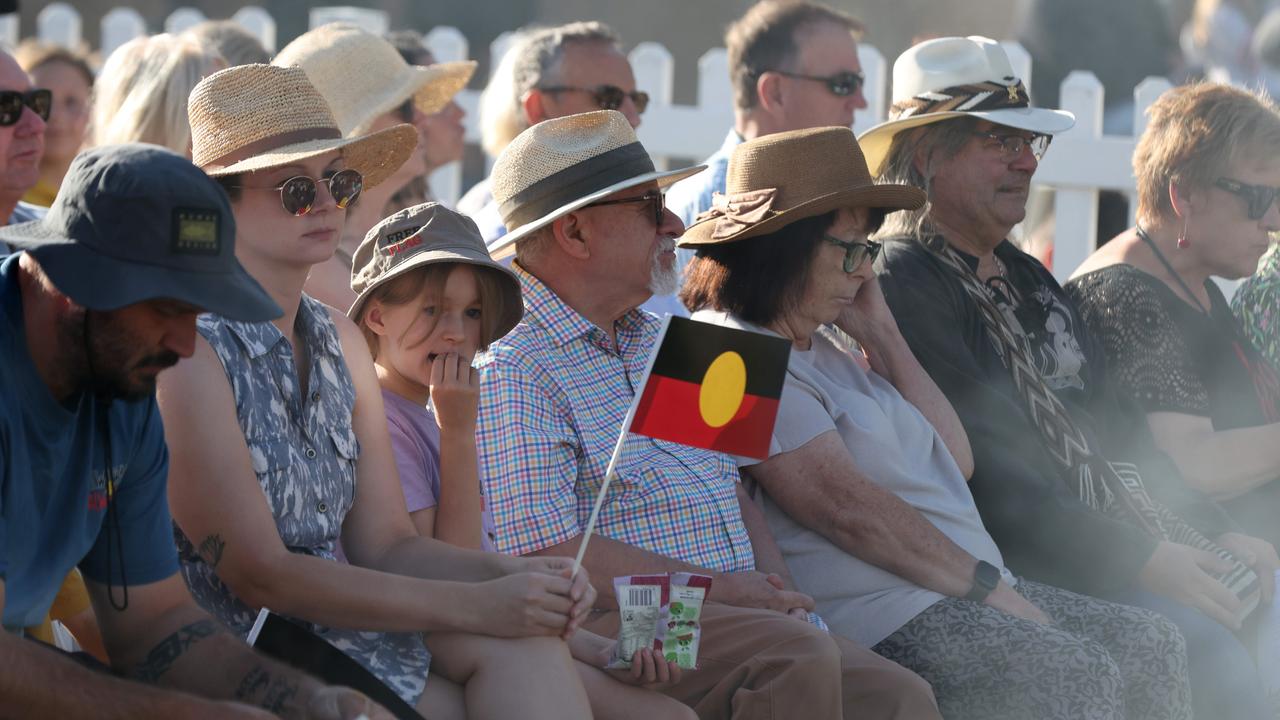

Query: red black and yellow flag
[[630, 317, 791, 460]]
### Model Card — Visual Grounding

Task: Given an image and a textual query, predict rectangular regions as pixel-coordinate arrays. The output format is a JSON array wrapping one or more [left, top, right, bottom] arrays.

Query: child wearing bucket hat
[[274, 22, 478, 314], [349, 203, 698, 720], [158, 63, 597, 717]]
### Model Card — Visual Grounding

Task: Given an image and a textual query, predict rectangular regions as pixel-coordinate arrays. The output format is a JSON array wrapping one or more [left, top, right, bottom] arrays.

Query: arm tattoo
[[198, 533, 227, 568], [235, 665, 301, 712], [131, 619, 221, 683]]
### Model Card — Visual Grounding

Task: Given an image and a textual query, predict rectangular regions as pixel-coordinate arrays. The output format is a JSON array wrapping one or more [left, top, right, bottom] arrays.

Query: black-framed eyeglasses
[[823, 235, 881, 273], [585, 190, 665, 226], [1214, 177, 1280, 221], [230, 168, 363, 216], [0, 89, 51, 125], [536, 84, 650, 114], [771, 70, 865, 97], [973, 131, 1052, 161]]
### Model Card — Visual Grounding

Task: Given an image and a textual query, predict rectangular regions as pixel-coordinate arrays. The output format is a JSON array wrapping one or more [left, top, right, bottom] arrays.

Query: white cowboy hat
[[487, 110, 704, 258], [858, 36, 1076, 176]]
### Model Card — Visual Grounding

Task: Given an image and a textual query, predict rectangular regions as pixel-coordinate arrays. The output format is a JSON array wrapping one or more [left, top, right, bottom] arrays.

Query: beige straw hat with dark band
[[274, 22, 476, 137], [488, 110, 704, 258], [678, 126, 925, 246], [189, 63, 417, 188]]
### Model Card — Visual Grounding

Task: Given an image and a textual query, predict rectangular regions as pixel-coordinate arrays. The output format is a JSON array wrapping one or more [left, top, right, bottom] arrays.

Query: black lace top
[[1067, 265, 1280, 431]]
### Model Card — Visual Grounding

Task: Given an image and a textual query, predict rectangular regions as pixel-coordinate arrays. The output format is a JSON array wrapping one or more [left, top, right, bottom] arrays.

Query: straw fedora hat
[[678, 126, 925, 247], [274, 23, 476, 137], [348, 202, 523, 339], [487, 110, 704, 258], [857, 36, 1075, 177], [189, 63, 417, 188]]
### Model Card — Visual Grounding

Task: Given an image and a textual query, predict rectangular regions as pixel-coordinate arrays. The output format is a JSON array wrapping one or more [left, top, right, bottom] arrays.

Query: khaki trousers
[[583, 602, 938, 720]]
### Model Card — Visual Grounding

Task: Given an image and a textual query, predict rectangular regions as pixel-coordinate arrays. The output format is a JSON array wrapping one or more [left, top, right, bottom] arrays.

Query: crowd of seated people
[[3, 3, 1280, 719]]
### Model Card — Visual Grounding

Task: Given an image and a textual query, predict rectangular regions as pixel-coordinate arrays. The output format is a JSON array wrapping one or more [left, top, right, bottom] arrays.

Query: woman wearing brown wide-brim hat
[[681, 126, 1194, 719], [156, 63, 597, 719]]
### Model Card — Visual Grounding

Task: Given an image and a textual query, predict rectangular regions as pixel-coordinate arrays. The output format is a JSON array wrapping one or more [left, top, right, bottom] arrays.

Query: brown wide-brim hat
[[274, 22, 476, 137], [348, 202, 523, 341], [678, 126, 925, 247], [189, 63, 417, 188]]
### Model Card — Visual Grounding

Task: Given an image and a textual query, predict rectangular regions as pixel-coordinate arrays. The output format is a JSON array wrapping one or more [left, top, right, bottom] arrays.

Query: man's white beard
[[648, 238, 678, 296]]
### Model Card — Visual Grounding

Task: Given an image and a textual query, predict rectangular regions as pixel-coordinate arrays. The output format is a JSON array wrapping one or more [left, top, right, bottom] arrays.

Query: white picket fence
[[16, 4, 1173, 281]]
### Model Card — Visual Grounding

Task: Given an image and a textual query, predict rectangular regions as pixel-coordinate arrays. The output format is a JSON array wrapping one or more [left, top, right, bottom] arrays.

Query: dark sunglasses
[[0, 89, 51, 125], [1214, 177, 1280, 220], [231, 168, 364, 216], [823, 235, 881, 273], [537, 84, 650, 114], [586, 190, 665, 226], [772, 70, 865, 97]]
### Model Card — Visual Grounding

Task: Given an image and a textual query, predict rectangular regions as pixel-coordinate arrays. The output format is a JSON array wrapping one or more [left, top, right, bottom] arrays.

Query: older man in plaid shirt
[[474, 110, 937, 719]]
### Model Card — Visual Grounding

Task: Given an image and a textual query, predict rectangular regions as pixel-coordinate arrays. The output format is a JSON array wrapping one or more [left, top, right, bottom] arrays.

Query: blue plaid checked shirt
[[475, 265, 756, 572]]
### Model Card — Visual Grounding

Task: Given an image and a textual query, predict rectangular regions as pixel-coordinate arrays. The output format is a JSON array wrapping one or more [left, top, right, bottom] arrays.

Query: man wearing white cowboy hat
[[0, 143, 392, 719], [476, 109, 940, 719], [867, 35, 1274, 719]]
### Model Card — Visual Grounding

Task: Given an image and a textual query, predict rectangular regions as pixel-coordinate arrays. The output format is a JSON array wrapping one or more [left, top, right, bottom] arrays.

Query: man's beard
[[648, 238, 679, 296], [63, 309, 181, 402]]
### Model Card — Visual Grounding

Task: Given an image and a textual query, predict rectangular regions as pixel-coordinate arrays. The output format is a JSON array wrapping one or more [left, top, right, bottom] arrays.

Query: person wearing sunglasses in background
[[273, 23, 476, 313], [157, 64, 600, 719], [0, 47, 50, 249], [866, 37, 1276, 720], [665, 0, 869, 315], [1068, 84, 1280, 554]]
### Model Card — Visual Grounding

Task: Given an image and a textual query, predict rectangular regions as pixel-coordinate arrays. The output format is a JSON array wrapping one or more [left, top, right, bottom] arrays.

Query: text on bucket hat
[[273, 22, 476, 137], [857, 36, 1075, 177], [348, 202, 523, 340], [679, 126, 925, 246], [487, 110, 705, 257], [188, 63, 417, 188], [0, 143, 281, 321]]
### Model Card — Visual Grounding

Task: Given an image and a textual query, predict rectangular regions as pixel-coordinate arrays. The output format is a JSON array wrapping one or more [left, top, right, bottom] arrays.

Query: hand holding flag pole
[[570, 315, 792, 577]]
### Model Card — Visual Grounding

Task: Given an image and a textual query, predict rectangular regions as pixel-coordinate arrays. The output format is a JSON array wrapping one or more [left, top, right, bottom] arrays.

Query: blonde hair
[[1134, 82, 1280, 225], [357, 263, 511, 360], [89, 34, 224, 154]]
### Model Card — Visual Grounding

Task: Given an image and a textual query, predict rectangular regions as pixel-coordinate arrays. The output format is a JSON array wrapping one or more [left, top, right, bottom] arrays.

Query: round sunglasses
[[823, 234, 881, 273], [0, 89, 52, 126], [232, 168, 364, 216], [536, 84, 650, 114]]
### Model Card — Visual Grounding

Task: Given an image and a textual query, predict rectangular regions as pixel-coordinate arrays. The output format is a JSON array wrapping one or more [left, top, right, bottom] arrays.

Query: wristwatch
[[965, 560, 1000, 603]]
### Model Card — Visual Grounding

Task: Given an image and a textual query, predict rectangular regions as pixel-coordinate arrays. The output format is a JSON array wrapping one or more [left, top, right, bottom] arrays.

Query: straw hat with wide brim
[[189, 63, 417, 188], [857, 36, 1075, 177], [487, 110, 704, 259], [274, 22, 476, 137], [678, 126, 925, 247]]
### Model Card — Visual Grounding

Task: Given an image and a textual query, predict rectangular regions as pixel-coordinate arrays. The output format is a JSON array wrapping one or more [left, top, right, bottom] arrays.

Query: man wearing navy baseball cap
[[0, 143, 391, 719]]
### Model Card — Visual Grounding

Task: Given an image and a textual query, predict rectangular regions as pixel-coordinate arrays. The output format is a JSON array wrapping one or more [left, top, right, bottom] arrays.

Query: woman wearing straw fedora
[[156, 63, 595, 719], [274, 22, 477, 314], [682, 126, 1193, 719]]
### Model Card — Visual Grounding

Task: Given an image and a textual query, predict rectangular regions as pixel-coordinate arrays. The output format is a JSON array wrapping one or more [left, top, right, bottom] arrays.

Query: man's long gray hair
[[872, 116, 979, 244]]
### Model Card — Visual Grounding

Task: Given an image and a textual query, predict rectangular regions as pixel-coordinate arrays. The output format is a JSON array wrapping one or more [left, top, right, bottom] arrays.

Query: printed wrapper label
[[608, 575, 669, 669], [657, 573, 712, 670]]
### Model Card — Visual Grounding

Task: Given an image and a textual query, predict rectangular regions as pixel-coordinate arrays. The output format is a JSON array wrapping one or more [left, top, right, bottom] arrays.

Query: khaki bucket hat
[[487, 110, 705, 258], [678, 126, 925, 247], [348, 202, 523, 341], [189, 63, 417, 188], [274, 22, 476, 137]]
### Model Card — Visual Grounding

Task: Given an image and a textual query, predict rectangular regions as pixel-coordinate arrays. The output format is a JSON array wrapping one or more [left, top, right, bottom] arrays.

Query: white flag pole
[[571, 315, 675, 577]]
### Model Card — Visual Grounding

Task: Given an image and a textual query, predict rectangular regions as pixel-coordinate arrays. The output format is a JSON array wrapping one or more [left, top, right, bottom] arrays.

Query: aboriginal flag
[[630, 317, 791, 460]]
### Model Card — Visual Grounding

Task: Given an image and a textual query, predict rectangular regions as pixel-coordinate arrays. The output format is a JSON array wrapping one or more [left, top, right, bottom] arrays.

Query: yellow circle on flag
[[699, 351, 747, 428]]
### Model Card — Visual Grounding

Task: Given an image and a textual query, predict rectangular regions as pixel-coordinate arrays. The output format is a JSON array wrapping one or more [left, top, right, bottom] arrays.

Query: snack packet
[[607, 574, 668, 669], [657, 573, 712, 670]]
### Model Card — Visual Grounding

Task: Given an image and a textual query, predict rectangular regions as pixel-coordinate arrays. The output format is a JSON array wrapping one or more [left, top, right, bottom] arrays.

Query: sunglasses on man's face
[[772, 70, 865, 98], [823, 235, 881, 273], [1214, 177, 1280, 221], [537, 84, 650, 114], [0, 89, 51, 126], [586, 190, 666, 227], [232, 168, 364, 216]]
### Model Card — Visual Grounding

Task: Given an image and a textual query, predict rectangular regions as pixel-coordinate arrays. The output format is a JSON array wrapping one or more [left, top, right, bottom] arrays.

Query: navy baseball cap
[[0, 143, 281, 321]]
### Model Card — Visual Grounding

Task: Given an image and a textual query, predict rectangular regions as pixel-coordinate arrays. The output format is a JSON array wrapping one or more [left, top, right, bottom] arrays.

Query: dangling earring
[[1177, 215, 1190, 249]]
